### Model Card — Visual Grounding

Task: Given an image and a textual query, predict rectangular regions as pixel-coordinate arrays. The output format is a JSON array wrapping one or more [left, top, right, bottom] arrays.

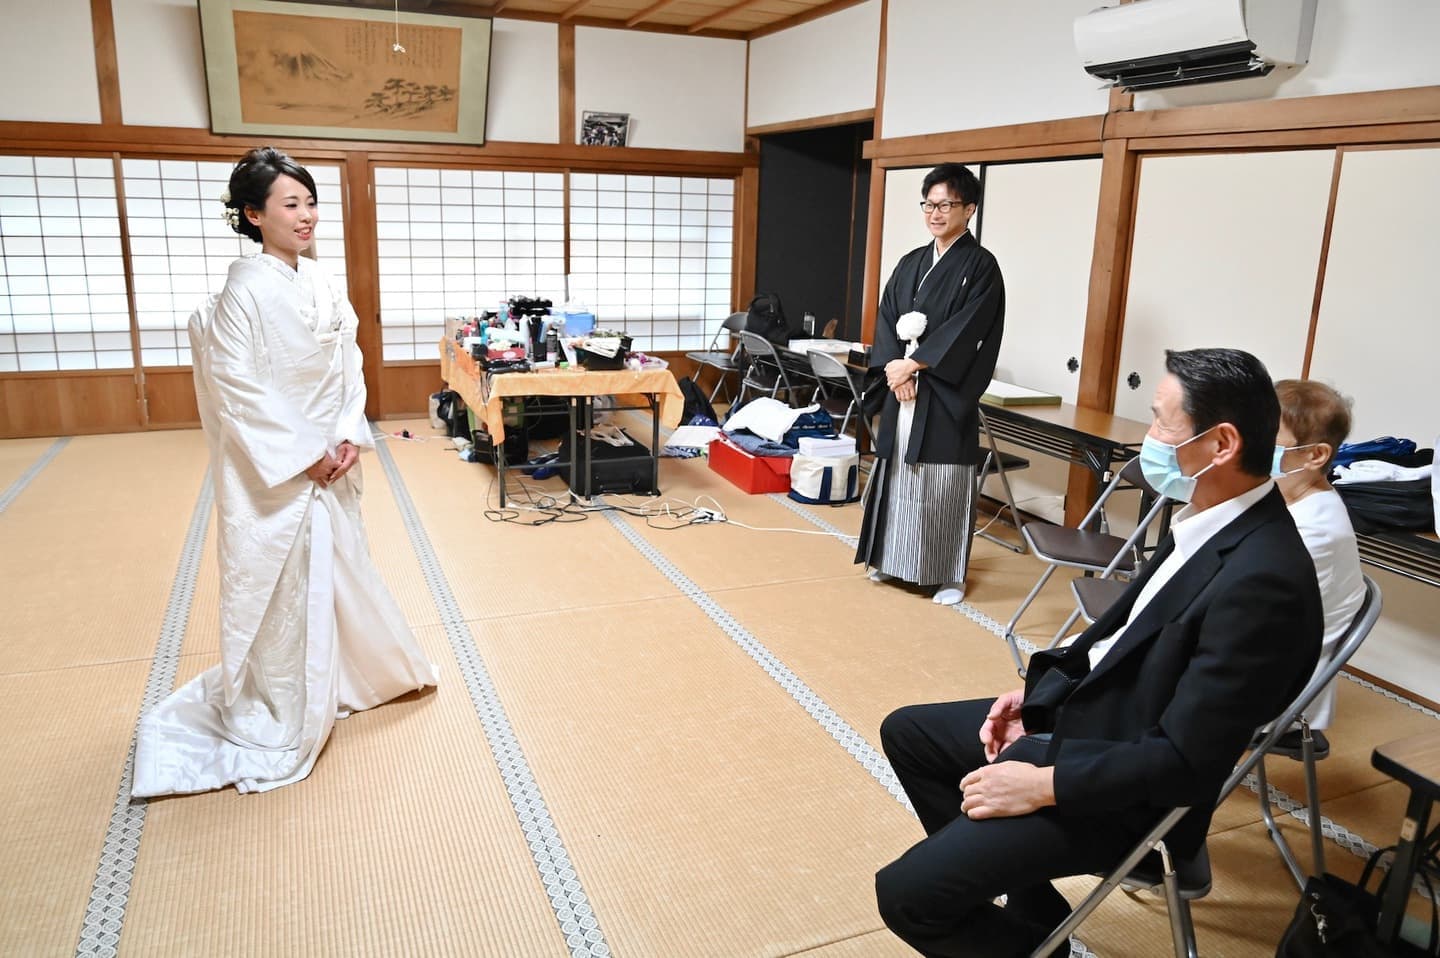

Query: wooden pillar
[[1066, 90, 1139, 525], [342, 153, 382, 421]]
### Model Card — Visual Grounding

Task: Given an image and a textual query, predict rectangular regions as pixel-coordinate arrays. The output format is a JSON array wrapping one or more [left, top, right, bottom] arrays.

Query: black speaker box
[[558, 429, 656, 496]]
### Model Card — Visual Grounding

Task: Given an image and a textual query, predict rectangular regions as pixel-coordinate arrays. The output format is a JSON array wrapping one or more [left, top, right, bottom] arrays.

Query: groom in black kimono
[[856, 163, 1005, 603], [875, 348, 1324, 957]]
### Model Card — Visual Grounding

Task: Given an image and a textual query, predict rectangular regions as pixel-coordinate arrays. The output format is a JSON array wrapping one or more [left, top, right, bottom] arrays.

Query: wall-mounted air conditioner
[[1074, 0, 1317, 92]]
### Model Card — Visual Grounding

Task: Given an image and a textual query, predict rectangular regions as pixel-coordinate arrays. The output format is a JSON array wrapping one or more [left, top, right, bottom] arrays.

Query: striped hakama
[[858, 399, 977, 586]]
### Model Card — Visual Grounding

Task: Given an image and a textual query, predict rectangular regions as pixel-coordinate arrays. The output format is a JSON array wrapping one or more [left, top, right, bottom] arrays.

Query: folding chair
[[1002, 457, 1167, 675], [1044, 479, 1173, 652], [735, 330, 811, 407], [1254, 575, 1384, 890], [1030, 576, 1384, 958], [807, 349, 875, 449], [974, 408, 1030, 555], [684, 312, 747, 404]]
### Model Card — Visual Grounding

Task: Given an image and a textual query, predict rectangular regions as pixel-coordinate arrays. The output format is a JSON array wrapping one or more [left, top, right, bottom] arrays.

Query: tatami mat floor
[[1, 419, 1432, 957]]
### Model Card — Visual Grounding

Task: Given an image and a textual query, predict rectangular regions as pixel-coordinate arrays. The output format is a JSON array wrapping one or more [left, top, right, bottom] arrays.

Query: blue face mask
[[1271, 442, 1318, 479], [1140, 426, 1216, 503]]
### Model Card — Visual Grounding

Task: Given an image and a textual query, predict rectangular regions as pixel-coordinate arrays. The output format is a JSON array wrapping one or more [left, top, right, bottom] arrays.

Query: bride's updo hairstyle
[[220, 147, 318, 244]]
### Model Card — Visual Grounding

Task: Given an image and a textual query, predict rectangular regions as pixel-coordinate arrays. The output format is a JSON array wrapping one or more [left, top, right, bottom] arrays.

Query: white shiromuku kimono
[[133, 253, 438, 798]]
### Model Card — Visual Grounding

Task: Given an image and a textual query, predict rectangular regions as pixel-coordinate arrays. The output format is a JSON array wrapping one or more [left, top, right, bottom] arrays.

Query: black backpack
[[744, 292, 790, 346], [676, 375, 719, 426]]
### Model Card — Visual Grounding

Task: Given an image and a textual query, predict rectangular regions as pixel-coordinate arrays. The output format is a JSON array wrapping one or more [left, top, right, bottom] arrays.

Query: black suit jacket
[[1021, 486, 1324, 855]]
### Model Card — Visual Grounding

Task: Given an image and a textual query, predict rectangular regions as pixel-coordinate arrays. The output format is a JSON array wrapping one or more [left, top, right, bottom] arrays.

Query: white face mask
[[1271, 442, 1319, 479], [1139, 426, 1217, 503]]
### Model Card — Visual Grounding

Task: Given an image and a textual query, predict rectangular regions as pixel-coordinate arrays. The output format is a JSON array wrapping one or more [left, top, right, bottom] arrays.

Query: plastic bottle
[[544, 319, 560, 361]]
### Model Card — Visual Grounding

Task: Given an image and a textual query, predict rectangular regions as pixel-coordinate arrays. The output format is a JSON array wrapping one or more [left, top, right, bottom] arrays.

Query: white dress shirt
[[1087, 479, 1277, 670]]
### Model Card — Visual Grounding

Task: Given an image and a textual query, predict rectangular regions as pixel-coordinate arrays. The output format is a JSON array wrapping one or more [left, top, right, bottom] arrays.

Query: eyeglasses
[[919, 200, 968, 213]]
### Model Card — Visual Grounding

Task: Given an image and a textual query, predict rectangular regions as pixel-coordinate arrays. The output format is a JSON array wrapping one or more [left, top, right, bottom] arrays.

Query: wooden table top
[[980, 399, 1154, 449], [1372, 728, 1440, 796]]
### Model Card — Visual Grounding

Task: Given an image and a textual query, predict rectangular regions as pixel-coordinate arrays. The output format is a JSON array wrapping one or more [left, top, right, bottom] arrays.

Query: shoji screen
[[121, 158, 347, 367], [0, 155, 128, 371], [567, 173, 733, 352], [1307, 146, 1440, 444], [981, 157, 1102, 404], [374, 167, 565, 362]]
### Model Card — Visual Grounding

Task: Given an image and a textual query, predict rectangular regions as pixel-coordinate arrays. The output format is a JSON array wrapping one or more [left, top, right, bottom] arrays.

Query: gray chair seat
[[1072, 576, 1131, 624], [1004, 457, 1167, 676], [687, 312, 747, 403], [818, 396, 854, 420], [1024, 525, 1139, 575], [1124, 842, 1212, 900], [982, 450, 1029, 475], [685, 350, 739, 370], [1251, 726, 1331, 761]]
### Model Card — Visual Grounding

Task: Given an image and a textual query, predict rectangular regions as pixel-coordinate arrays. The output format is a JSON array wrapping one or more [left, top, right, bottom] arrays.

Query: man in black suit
[[875, 348, 1324, 958]]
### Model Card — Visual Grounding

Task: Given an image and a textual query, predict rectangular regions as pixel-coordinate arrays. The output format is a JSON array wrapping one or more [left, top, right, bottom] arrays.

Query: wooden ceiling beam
[[627, 0, 682, 28], [688, 0, 764, 33], [560, 0, 596, 19]]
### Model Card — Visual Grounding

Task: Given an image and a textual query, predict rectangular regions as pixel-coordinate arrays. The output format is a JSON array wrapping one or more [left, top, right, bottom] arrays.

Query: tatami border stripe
[[75, 468, 213, 958], [0, 436, 71, 515], [372, 430, 612, 958], [599, 504, 917, 812]]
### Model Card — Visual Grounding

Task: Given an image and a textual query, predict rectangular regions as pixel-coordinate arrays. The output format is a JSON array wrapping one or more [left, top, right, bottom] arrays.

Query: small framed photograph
[[581, 111, 630, 147]]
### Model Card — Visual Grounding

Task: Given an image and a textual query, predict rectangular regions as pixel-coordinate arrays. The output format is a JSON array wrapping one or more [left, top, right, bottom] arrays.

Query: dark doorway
[[754, 121, 872, 342]]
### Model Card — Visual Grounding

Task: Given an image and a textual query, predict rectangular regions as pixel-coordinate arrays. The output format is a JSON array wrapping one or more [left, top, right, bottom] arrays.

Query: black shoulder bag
[[1277, 842, 1438, 957]]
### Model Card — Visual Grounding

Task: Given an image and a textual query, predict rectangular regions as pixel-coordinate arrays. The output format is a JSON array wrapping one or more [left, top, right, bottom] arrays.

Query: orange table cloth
[[439, 339, 684, 442]]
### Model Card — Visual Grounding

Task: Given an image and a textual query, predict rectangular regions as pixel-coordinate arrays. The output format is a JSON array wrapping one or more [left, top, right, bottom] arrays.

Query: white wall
[[113, 0, 208, 128], [1350, 570, 1440, 706], [1136, 0, 1440, 111], [882, 0, 1109, 138], [0, 0, 102, 123], [746, 1, 879, 130], [485, 19, 559, 144], [575, 27, 746, 153]]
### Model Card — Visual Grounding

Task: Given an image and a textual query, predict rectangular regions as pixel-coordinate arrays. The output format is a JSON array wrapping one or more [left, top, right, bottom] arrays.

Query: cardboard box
[[708, 437, 791, 494]]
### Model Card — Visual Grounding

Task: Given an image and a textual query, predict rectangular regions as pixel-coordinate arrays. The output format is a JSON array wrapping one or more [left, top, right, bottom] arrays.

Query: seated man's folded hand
[[979, 688, 1026, 762], [958, 762, 1056, 820]]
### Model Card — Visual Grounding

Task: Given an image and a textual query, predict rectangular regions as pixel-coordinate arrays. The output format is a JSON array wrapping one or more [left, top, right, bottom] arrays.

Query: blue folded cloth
[[726, 431, 796, 458]]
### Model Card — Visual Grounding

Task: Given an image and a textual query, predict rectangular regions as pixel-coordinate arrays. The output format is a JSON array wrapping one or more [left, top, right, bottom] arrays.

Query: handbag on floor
[[1276, 845, 1438, 957], [787, 453, 859, 505]]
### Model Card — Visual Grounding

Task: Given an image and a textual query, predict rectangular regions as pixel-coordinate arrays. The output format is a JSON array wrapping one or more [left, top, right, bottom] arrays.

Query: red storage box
[[708, 437, 791, 494]]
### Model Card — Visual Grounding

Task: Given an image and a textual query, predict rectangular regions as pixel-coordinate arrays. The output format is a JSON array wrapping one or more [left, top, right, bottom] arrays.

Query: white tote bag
[[787, 453, 860, 505]]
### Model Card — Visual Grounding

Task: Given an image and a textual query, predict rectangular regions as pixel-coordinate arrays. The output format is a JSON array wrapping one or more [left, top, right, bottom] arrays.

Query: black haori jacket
[[869, 232, 1005, 466]]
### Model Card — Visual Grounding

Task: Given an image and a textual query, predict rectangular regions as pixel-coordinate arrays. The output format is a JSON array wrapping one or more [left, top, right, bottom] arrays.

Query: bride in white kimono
[[134, 148, 437, 798]]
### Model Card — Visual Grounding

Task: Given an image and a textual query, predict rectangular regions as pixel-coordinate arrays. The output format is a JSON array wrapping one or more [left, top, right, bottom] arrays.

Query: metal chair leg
[[1004, 565, 1056, 676], [1302, 722, 1326, 881], [1048, 606, 1084, 648], [1158, 841, 1199, 958], [1256, 756, 1307, 888], [706, 369, 727, 404], [977, 412, 1028, 555]]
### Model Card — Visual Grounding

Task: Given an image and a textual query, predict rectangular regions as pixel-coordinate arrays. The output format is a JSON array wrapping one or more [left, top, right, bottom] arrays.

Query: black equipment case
[[558, 429, 657, 496]]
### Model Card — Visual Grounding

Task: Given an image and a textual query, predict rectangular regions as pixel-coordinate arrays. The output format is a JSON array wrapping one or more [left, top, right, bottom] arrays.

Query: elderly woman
[[855, 163, 1005, 605], [1272, 379, 1366, 729]]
